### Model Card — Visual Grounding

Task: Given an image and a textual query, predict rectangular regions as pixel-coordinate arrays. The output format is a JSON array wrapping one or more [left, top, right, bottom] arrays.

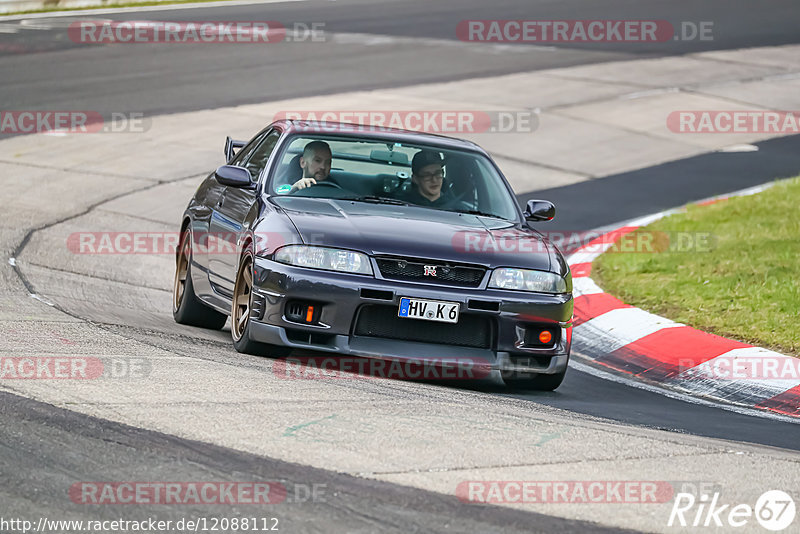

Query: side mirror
[[524, 199, 555, 222], [215, 165, 253, 188]]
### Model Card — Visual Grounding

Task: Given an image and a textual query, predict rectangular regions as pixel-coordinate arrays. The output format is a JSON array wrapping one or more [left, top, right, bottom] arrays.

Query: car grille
[[375, 256, 485, 287], [354, 305, 494, 349]]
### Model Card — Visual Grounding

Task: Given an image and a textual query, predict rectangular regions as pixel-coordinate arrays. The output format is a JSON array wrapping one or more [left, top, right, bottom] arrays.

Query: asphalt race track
[[0, 391, 628, 534], [2, 0, 800, 118], [2, 1, 800, 532]]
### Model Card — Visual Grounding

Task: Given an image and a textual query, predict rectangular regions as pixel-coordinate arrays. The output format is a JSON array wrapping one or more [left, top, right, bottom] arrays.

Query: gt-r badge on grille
[[424, 265, 437, 277]]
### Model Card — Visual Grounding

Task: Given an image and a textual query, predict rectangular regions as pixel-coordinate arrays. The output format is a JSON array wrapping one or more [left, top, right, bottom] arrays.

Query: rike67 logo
[[669, 490, 796, 531]]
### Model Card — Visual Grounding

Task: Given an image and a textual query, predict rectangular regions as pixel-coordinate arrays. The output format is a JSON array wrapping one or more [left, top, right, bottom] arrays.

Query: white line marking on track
[[19, 18, 55, 29], [619, 87, 680, 100], [719, 144, 759, 152], [762, 72, 800, 82], [330, 32, 556, 54], [600, 181, 781, 233], [29, 293, 54, 306]]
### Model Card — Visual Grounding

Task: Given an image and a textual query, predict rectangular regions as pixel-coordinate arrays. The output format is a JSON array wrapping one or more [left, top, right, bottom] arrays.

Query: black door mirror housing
[[215, 165, 253, 188], [524, 199, 555, 222]]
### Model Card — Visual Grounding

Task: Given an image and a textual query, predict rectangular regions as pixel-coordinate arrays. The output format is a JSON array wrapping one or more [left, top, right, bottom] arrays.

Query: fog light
[[524, 326, 558, 347]]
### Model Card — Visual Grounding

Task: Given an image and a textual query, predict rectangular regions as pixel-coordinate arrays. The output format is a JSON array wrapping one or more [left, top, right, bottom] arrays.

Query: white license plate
[[398, 297, 459, 323]]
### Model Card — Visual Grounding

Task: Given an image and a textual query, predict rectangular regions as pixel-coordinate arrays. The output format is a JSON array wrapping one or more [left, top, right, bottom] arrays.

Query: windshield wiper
[[456, 209, 506, 220], [348, 195, 411, 206]]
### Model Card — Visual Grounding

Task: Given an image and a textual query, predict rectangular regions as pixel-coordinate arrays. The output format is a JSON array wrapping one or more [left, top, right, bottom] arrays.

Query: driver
[[289, 141, 333, 192], [401, 150, 456, 208]]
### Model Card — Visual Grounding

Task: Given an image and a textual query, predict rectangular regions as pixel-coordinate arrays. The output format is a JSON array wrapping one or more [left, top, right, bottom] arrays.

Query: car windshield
[[268, 133, 520, 221]]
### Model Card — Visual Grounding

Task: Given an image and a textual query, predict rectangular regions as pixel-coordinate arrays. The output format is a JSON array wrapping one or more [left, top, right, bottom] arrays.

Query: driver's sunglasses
[[418, 169, 445, 181]]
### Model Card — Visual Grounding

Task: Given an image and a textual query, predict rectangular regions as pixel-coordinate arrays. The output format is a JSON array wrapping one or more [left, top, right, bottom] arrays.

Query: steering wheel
[[310, 180, 343, 190], [290, 179, 350, 198], [450, 188, 477, 209]]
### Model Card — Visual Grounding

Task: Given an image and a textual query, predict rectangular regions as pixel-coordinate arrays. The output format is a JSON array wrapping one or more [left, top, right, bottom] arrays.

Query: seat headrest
[[287, 153, 303, 181]]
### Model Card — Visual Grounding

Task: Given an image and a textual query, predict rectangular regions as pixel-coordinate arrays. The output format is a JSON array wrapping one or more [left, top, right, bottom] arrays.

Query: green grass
[[593, 176, 800, 357], [2, 0, 238, 16]]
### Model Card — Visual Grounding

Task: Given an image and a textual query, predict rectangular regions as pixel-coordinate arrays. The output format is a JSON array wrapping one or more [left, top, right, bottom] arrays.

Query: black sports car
[[173, 120, 573, 390]]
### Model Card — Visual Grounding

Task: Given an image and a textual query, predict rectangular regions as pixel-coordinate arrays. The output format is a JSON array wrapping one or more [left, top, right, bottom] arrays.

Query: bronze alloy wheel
[[173, 231, 191, 312], [172, 227, 228, 330], [231, 253, 254, 342]]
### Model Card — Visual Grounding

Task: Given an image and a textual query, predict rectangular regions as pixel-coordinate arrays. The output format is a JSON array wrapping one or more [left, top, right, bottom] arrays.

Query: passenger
[[290, 141, 333, 192], [401, 150, 456, 208]]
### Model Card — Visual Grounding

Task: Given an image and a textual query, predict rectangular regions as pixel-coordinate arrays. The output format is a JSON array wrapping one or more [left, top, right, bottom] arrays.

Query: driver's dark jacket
[[399, 185, 456, 208]]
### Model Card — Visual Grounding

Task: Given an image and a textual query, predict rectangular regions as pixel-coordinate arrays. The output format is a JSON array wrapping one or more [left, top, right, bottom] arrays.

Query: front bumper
[[249, 258, 573, 375]]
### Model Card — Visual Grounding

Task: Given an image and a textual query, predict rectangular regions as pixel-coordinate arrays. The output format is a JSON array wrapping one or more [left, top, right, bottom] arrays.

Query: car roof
[[271, 120, 489, 155]]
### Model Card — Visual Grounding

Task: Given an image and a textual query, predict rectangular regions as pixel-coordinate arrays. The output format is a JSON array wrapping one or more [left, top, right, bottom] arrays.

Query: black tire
[[173, 229, 228, 330], [502, 367, 567, 391], [231, 248, 292, 357]]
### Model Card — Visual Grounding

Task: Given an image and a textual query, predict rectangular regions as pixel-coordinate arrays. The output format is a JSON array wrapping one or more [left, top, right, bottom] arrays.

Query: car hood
[[271, 197, 554, 272]]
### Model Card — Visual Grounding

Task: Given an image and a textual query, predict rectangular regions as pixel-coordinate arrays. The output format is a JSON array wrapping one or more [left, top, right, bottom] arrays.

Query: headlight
[[489, 268, 567, 293], [273, 245, 373, 275]]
